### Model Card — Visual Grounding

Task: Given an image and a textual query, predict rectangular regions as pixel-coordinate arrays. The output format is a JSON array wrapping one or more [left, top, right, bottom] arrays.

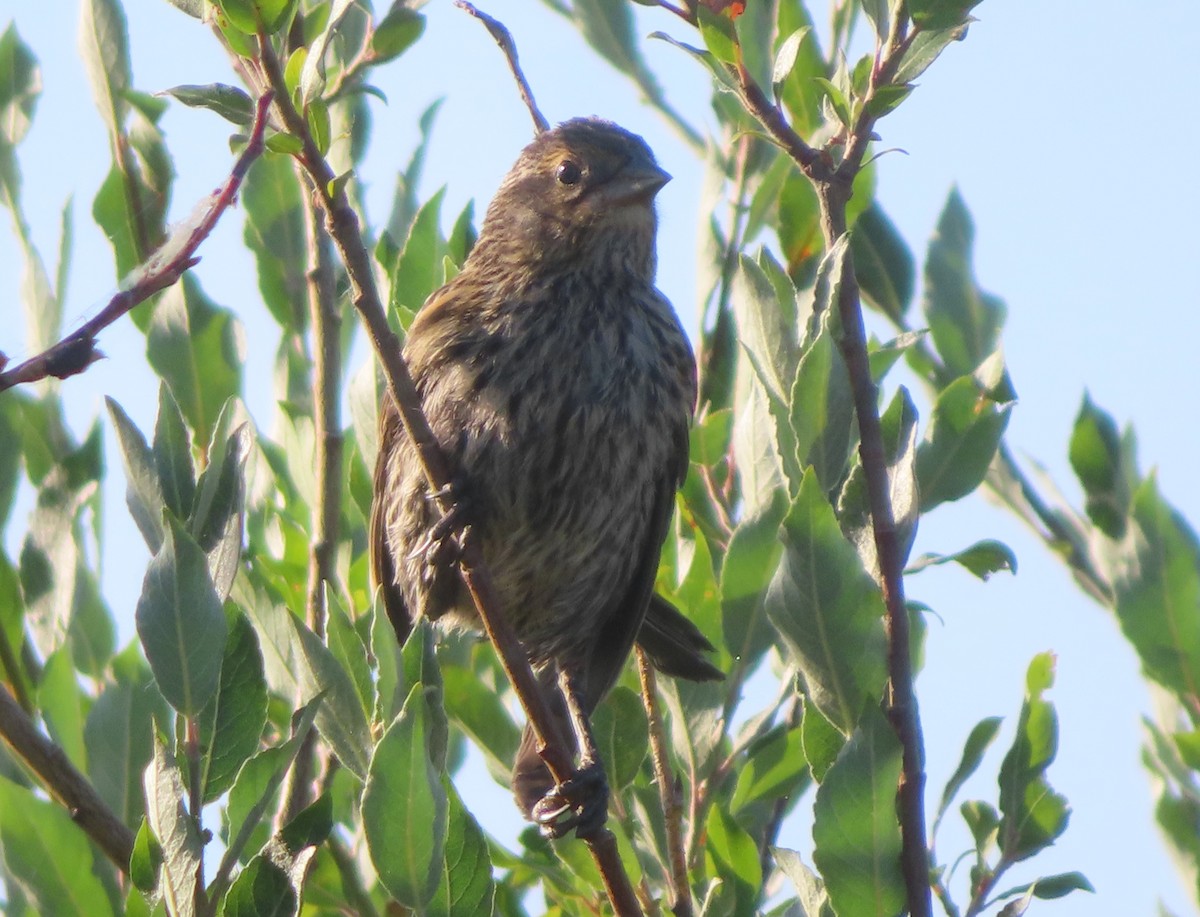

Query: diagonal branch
[[254, 30, 643, 917], [0, 685, 135, 871], [0, 93, 273, 395]]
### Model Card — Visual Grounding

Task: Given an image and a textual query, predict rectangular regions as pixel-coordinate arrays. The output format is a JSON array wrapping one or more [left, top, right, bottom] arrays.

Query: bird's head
[[472, 118, 670, 280]]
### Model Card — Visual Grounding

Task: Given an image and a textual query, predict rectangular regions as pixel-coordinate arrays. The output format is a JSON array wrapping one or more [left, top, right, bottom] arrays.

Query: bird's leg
[[408, 474, 473, 567], [531, 666, 609, 839]]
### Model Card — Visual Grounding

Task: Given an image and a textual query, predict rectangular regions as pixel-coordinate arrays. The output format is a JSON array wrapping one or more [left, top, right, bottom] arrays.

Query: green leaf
[[428, 782, 496, 917], [592, 686, 648, 790], [790, 309, 854, 491], [86, 644, 167, 827], [153, 384, 195, 521], [191, 406, 249, 602], [772, 27, 812, 96], [998, 653, 1070, 861], [36, 649, 87, 770], [221, 698, 321, 873], [907, 539, 1018, 580], [923, 188, 1007, 378], [696, 5, 738, 64], [363, 684, 448, 909], [389, 186, 447, 314], [730, 724, 809, 813], [720, 489, 786, 670], [801, 699, 845, 783], [895, 22, 970, 84], [935, 715, 1003, 830], [909, 0, 982, 30], [440, 663, 519, 777], [325, 588, 373, 719], [371, 4, 425, 63], [812, 705, 905, 917], [851, 204, 914, 321], [773, 846, 834, 917], [0, 25, 40, 148], [144, 737, 203, 917], [136, 515, 227, 715], [79, 0, 131, 143], [1105, 475, 1200, 701], [243, 154, 306, 329], [916, 373, 1011, 511], [160, 83, 253, 126], [766, 468, 887, 733], [0, 776, 116, 916], [199, 610, 267, 802], [839, 385, 921, 577], [813, 76, 852, 130], [1069, 393, 1132, 538], [704, 803, 762, 914], [222, 855, 296, 916], [147, 277, 244, 449], [130, 818, 163, 893], [245, 594, 373, 780]]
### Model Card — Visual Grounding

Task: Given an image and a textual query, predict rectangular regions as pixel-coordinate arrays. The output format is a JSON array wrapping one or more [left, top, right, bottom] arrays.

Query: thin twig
[[637, 648, 692, 917], [0, 93, 273, 394], [0, 685, 135, 871], [255, 31, 643, 917], [455, 2, 550, 134]]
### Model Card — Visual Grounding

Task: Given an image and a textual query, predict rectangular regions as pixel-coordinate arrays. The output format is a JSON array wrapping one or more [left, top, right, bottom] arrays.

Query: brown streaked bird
[[370, 117, 721, 837]]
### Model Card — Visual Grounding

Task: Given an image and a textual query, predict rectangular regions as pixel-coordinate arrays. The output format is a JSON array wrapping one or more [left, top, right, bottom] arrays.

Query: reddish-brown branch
[[0, 92, 273, 395], [255, 31, 642, 917]]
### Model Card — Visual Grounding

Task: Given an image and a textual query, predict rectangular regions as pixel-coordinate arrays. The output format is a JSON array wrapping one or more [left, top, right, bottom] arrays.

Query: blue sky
[[1, 1, 1197, 914]]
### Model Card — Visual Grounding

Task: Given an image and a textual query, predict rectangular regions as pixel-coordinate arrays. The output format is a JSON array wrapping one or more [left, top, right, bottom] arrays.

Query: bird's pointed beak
[[601, 163, 672, 209]]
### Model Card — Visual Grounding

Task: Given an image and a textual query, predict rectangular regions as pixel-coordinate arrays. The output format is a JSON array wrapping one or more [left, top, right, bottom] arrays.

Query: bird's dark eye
[[556, 160, 582, 185]]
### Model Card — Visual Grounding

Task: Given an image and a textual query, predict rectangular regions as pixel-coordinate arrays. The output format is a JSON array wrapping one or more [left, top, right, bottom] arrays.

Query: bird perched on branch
[[371, 117, 720, 837]]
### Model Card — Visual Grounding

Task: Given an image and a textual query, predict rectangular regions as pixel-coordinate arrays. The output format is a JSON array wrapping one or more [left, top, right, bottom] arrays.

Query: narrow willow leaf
[[1068, 393, 1132, 538], [222, 855, 295, 916], [766, 468, 887, 733], [135, 515, 227, 715], [909, 0, 982, 30], [243, 144, 306, 329], [363, 684, 448, 908], [146, 277, 244, 448], [592, 686, 648, 790], [851, 204, 914, 321], [916, 373, 1011, 511], [923, 188, 1007, 378], [1105, 476, 1200, 703], [199, 610, 267, 802], [86, 644, 166, 826], [997, 653, 1070, 861], [160, 83, 253, 125], [130, 818, 163, 893], [812, 706, 905, 917], [152, 384, 195, 521], [144, 737, 202, 917], [908, 538, 1018, 580], [704, 803, 762, 915], [78, 0, 131, 143], [894, 22, 970, 84], [428, 782, 496, 917], [0, 777, 116, 916], [730, 724, 809, 813], [935, 715, 1003, 830], [371, 5, 425, 63], [105, 397, 164, 551]]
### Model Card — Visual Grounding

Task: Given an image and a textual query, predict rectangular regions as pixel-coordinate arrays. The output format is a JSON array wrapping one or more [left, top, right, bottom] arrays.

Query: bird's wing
[[369, 390, 414, 647]]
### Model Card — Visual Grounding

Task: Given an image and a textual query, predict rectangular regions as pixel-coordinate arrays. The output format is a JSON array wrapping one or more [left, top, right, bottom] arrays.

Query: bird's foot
[[408, 476, 472, 567], [531, 761, 609, 840]]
